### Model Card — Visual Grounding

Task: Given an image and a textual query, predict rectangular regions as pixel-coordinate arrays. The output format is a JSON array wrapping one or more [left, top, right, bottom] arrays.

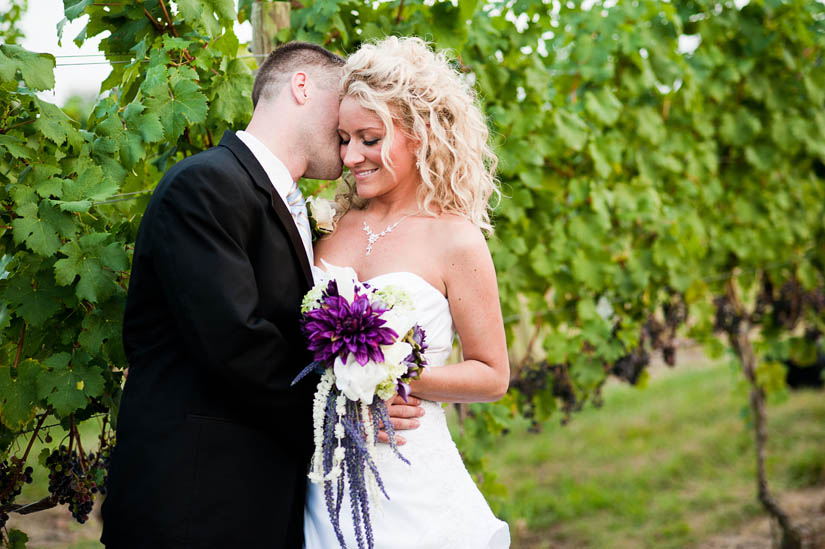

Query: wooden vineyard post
[[251, 1, 291, 59]]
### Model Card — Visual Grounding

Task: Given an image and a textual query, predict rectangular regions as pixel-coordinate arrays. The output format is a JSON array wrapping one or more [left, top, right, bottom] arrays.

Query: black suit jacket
[[101, 131, 316, 548]]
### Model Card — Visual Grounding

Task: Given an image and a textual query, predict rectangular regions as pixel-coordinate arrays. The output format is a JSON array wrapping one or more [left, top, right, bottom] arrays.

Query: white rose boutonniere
[[306, 196, 336, 240]]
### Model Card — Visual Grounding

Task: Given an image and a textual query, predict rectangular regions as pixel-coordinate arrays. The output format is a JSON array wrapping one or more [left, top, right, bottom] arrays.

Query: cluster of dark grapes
[[611, 344, 650, 385], [511, 363, 550, 431], [0, 458, 34, 529], [611, 295, 688, 386], [769, 279, 825, 330], [781, 327, 825, 390], [509, 363, 548, 397], [738, 276, 825, 333], [713, 294, 743, 334], [510, 361, 580, 429], [719, 276, 825, 390], [45, 446, 100, 524], [550, 363, 579, 424]]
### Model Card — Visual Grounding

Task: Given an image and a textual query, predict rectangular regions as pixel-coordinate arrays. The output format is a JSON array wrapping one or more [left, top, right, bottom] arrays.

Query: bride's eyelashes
[[339, 137, 381, 146], [338, 133, 381, 147]]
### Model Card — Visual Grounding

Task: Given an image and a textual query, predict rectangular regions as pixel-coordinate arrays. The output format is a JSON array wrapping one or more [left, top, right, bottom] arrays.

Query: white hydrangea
[[375, 285, 413, 311], [375, 378, 398, 402], [374, 356, 411, 401], [301, 285, 324, 313]]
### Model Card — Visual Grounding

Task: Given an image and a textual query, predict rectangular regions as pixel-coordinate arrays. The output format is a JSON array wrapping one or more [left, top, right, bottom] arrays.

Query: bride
[[303, 37, 511, 548]]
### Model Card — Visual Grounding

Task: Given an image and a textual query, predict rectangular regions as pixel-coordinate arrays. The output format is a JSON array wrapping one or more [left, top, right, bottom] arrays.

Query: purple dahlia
[[302, 287, 398, 366]]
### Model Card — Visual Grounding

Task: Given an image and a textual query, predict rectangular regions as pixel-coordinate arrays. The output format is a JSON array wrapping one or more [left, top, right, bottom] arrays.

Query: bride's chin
[[355, 184, 381, 200]]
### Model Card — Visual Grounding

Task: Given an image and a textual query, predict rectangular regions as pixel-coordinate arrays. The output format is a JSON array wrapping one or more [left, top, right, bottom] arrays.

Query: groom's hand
[[379, 395, 424, 445]]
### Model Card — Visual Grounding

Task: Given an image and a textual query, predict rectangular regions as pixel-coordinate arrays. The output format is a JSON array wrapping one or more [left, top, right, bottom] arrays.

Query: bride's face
[[337, 96, 418, 201]]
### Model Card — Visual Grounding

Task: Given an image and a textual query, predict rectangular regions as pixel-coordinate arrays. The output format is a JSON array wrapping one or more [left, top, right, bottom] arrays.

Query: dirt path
[[5, 500, 102, 548], [696, 487, 825, 549]]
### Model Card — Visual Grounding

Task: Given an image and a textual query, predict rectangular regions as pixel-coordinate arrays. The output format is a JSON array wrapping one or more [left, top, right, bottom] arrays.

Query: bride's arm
[[409, 222, 510, 403]]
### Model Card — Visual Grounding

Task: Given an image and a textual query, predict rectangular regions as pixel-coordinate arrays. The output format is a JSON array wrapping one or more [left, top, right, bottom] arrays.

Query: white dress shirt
[[236, 130, 313, 265]]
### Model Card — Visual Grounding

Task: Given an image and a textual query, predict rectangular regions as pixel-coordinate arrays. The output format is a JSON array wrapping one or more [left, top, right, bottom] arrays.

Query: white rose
[[318, 259, 359, 302], [307, 196, 336, 233], [381, 309, 416, 340], [381, 341, 413, 367], [333, 354, 388, 404]]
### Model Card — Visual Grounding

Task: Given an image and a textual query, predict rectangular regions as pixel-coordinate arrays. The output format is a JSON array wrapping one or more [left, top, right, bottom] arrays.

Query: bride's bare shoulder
[[428, 214, 487, 254]]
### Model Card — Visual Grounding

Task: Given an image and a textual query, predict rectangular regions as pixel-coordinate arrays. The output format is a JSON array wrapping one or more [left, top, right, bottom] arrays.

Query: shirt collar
[[235, 130, 294, 200]]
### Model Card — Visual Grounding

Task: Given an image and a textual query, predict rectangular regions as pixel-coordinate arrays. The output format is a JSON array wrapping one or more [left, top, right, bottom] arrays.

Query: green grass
[[7, 362, 824, 548], [459, 361, 825, 548]]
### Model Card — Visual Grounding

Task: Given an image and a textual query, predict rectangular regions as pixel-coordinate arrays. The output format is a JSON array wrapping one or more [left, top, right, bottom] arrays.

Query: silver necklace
[[362, 211, 417, 256]]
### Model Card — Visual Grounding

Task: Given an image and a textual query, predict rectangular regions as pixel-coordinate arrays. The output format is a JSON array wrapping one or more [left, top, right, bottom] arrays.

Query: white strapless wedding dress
[[303, 270, 510, 548]]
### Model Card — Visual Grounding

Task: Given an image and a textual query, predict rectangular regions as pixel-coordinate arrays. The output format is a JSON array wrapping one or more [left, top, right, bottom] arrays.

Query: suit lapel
[[217, 131, 314, 288]]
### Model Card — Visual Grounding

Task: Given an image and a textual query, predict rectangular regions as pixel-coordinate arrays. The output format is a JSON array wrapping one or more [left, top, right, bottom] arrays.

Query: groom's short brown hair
[[252, 42, 345, 108]]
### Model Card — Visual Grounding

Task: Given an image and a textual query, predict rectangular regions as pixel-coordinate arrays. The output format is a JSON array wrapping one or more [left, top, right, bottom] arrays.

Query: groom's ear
[[290, 72, 310, 105]]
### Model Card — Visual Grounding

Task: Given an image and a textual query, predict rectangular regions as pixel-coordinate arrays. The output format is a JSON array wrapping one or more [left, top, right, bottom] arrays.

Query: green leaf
[[144, 67, 209, 141], [64, 0, 94, 20], [719, 108, 762, 146], [459, 0, 480, 21], [54, 233, 127, 303], [2, 271, 69, 327], [0, 45, 56, 91], [0, 134, 33, 160], [588, 141, 612, 178], [529, 244, 555, 277], [572, 249, 604, 290], [78, 300, 123, 355], [11, 203, 63, 257], [634, 107, 665, 145], [120, 102, 165, 167], [5, 529, 28, 549], [38, 353, 104, 417], [32, 98, 80, 147], [208, 58, 253, 126], [177, 0, 235, 35], [237, 0, 254, 22], [56, 164, 119, 211], [584, 87, 622, 126], [123, 102, 164, 142], [210, 30, 239, 59], [554, 110, 589, 151], [0, 360, 41, 430], [162, 36, 192, 52]]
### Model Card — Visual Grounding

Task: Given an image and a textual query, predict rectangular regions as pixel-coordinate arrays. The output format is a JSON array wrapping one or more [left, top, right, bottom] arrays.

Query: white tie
[[285, 180, 313, 264]]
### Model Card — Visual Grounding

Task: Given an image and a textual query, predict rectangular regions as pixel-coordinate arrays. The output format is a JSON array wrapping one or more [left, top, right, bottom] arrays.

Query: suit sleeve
[[148, 160, 304, 407]]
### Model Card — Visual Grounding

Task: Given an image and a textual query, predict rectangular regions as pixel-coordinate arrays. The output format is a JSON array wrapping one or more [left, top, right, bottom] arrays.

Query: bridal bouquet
[[292, 262, 428, 549]]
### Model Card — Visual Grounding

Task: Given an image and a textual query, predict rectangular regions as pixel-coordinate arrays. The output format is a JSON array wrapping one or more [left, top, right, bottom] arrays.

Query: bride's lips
[[352, 168, 378, 180]]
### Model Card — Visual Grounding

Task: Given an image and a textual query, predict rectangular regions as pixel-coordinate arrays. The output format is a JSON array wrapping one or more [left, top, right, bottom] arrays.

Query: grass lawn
[[6, 359, 824, 548], [463, 360, 825, 548]]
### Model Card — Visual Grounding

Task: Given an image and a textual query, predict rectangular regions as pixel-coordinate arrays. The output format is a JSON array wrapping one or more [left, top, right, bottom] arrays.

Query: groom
[[101, 42, 421, 548]]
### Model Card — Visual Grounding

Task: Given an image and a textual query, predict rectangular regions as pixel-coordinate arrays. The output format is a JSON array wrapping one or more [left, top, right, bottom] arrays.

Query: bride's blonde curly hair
[[336, 36, 499, 234]]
